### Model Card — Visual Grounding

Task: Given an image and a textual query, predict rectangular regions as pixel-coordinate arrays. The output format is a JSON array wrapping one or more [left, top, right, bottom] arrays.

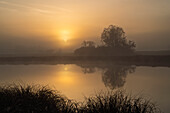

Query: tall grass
[[0, 84, 160, 113], [81, 91, 160, 113], [0, 84, 75, 113]]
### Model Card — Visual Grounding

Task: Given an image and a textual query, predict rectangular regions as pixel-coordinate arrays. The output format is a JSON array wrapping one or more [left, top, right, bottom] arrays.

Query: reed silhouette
[[82, 91, 160, 113], [0, 84, 76, 113], [0, 84, 160, 113]]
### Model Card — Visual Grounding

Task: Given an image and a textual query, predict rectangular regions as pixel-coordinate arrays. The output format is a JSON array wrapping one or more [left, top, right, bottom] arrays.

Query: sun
[[63, 38, 68, 42], [60, 30, 70, 42]]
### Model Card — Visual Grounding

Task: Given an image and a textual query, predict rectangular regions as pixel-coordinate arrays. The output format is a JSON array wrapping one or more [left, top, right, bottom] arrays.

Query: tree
[[86, 41, 95, 47], [81, 41, 95, 47], [81, 41, 87, 47], [101, 25, 136, 50], [74, 25, 136, 56]]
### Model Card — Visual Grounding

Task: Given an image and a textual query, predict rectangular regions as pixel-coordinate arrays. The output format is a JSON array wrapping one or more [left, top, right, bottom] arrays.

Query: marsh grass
[[0, 84, 73, 113], [81, 91, 160, 113], [0, 84, 160, 113]]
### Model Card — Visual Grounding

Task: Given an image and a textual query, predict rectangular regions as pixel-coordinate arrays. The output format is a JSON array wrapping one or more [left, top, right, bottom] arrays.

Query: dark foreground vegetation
[[0, 84, 160, 113]]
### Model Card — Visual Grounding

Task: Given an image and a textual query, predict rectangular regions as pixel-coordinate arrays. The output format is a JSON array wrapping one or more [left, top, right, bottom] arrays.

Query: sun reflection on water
[[54, 66, 78, 85]]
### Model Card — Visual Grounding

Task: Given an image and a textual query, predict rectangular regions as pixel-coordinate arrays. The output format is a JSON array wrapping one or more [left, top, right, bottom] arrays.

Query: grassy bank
[[0, 84, 160, 113]]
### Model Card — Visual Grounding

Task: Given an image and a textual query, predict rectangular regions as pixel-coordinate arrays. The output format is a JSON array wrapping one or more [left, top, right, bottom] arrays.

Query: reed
[[0, 84, 160, 113]]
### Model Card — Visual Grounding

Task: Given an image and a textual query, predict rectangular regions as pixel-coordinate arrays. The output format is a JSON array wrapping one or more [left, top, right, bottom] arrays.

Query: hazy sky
[[0, 0, 170, 54]]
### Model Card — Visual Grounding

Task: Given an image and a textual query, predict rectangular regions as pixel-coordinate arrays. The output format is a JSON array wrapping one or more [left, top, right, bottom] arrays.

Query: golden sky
[[0, 0, 170, 53]]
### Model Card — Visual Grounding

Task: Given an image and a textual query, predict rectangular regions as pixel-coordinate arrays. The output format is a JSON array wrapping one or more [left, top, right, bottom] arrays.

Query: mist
[[0, 0, 170, 55]]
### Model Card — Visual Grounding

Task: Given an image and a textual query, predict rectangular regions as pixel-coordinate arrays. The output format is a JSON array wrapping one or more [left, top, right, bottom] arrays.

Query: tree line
[[74, 25, 136, 56]]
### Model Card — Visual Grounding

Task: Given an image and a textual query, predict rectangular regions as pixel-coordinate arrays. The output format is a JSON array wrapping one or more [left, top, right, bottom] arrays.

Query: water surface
[[0, 64, 169, 112]]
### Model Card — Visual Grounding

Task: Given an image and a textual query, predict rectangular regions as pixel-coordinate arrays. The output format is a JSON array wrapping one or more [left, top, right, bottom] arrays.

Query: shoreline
[[0, 55, 170, 67]]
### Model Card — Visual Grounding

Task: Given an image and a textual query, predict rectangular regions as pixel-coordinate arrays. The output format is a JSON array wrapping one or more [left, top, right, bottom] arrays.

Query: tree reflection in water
[[77, 63, 136, 89], [102, 65, 135, 89], [82, 67, 96, 74]]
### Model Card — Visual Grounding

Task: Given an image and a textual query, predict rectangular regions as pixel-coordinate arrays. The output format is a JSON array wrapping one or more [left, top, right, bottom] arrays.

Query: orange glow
[[58, 73, 74, 84], [56, 72, 77, 85], [54, 66, 77, 85], [60, 30, 71, 42], [1, 0, 169, 51], [64, 67, 68, 71]]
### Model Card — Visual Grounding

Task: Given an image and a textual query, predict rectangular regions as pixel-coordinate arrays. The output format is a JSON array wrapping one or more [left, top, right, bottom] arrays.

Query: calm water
[[0, 64, 170, 112]]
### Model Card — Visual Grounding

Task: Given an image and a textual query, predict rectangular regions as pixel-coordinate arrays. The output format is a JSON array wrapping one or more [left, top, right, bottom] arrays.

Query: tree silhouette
[[75, 41, 96, 55], [81, 41, 87, 47], [74, 25, 136, 56], [81, 41, 95, 47], [101, 25, 136, 50]]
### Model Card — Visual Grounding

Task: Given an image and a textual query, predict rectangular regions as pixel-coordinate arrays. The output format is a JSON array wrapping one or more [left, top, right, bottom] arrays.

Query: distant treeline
[[74, 25, 136, 56], [74, 46, 134, 56]]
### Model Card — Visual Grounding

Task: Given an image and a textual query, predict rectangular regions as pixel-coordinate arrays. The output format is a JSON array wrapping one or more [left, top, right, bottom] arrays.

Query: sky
[[0, 0, 170, 54]]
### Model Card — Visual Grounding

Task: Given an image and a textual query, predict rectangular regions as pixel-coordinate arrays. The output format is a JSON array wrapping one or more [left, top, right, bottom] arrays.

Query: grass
[[82, 91, 160, 113], [0, 84, 161, 113]]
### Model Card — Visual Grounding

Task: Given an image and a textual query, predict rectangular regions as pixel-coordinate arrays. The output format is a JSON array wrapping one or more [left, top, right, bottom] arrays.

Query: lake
[[0, 63, 170, 112]]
